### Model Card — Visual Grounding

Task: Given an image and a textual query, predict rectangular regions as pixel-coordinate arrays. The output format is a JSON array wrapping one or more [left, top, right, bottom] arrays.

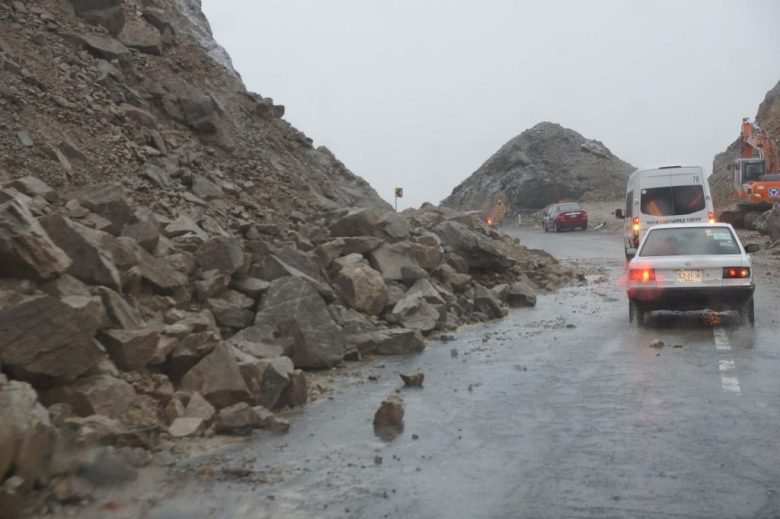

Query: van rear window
[[640, 186, 705, 216]]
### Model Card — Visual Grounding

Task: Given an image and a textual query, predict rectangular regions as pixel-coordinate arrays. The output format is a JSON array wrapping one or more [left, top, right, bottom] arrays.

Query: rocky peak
[[442, 122, 633, 214]]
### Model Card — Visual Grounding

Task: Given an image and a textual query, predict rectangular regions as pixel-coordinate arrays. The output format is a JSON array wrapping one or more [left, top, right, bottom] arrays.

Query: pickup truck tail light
[[723, 267, 750, 279]]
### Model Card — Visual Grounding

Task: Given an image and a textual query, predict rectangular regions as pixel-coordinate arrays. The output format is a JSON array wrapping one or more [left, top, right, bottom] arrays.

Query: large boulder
[[256, 277, 344, 369], [432, 221, 516, 272], [347, 329, 425, 355], [195, 236, 244, 276], [368, 242, 426, 282], [473, 284, 507, 319], [98, 328, 159, 371], [0, 198, 71, 281], [40, 215, 122, 290], [68, 0, 125, 35], [77, 184, 135, 235], [390, 292, 442, 332], [179, 343, 252, 409], [42, 374, 136, 419], [0, 380, 55, 483], [333, 262, 387, 315], [330, 208, 381, 237], [237, 356, 294, 409], [0, 295, 105, 384], [507, 279, 537, 307]]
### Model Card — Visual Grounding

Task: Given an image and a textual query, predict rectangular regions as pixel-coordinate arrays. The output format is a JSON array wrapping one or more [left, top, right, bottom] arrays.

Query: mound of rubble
[[0, 0, 579, 513], [442, 122, 634, 215], [0, 176, 575, 512]]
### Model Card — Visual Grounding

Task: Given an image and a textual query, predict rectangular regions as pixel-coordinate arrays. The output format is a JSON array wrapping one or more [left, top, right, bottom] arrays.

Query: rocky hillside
[[0, 1, 581, 514], [711, 79, 780, 208], [0, 0, 390, 224], [441, 122, 634, 214]]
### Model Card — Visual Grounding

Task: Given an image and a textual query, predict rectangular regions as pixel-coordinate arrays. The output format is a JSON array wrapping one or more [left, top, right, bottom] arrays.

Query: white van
[[616, 165, 715, 259]]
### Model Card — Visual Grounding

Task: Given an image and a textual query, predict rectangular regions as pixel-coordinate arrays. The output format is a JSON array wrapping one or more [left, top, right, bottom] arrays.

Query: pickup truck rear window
[[641, 185, 705, 216]]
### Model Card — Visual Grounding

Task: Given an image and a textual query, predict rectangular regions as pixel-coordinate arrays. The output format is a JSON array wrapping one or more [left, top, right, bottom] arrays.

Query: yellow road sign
[[395, 187, 403, 198]]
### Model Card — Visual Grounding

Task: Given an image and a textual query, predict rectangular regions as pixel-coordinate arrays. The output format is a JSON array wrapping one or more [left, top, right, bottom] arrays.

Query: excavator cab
[[731, 158, 765, 189]]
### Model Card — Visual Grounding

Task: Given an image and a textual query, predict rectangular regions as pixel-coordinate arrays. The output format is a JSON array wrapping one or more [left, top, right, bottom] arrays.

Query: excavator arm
[[741, 117, 779, 173]]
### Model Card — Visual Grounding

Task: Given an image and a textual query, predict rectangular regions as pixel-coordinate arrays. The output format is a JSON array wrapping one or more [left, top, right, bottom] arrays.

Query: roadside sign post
[[394, 187, 403, 212]]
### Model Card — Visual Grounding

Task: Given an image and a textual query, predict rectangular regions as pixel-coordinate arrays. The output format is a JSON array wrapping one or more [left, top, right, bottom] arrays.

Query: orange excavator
[[720, 118, 780, 227]]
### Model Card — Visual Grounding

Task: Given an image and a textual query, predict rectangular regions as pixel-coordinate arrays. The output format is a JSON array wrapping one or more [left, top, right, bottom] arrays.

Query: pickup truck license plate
[[676, 269, 701, 283]]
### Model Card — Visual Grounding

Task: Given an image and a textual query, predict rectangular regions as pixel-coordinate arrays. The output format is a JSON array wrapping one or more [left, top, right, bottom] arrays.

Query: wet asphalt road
[[131, 228, 780, 518]]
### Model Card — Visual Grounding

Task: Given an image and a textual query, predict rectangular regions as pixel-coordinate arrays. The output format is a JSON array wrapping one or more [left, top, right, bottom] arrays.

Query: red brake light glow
[[723, 267, 750, 279], [629, 268, 656, 283], [708, 212, 717, 223]]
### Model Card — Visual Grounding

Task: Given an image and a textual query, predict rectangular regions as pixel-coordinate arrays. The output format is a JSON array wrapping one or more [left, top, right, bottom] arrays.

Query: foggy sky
[[202, 0, 780, 210]]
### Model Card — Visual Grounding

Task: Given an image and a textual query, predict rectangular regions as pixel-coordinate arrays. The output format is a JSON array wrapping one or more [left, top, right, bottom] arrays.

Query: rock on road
[[65, 226, 780, 519]]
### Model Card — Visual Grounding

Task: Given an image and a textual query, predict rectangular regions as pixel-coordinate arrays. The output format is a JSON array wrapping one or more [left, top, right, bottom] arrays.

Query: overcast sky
[[202, 0, 780, 209]]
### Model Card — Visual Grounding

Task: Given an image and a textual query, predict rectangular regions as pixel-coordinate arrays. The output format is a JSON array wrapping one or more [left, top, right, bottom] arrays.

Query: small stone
[[374, 455, 383, 465], [399, 372, 424, 388], [650, 339, 664, 349], [450, 348, 458, 358], [373, 395, 404, 427]]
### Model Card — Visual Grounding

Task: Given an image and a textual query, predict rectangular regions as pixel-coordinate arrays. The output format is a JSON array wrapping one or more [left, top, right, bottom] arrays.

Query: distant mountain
[[441, 122, 634, 214]]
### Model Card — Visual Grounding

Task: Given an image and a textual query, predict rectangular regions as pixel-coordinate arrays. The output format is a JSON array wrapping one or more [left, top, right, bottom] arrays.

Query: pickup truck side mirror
[[614, 209, 624, 219], [745, 244, 760, 253]]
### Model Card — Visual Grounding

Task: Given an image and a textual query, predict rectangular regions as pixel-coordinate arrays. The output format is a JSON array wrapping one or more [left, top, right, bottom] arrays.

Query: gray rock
[[330, 208, 381, 237], [6, 176, 58, 202], [368, 242, 426, 282], [69, 0, 125, 35], [277, 369, 307, 408], [98, 328, 159, 371], [229, 276, 270, 298], [433, 220, 516, 272], [226, 325, 287, 359], [194, 269, 229, 301], [333, 262, 387, 315], [473, 284, 507, 319], [191, 174, 223, 200], [180, 343, 252, 409], [391, 292, 442, 332], [196, 236, 244, 275], [256, 277, 344, 369], [121, 219, 159, 252], [140, 163, 171, 188], [168, 417, 205, 438], [206, 298, 255, 329], [77, 184, 135, 235], [0, 380, 55, 483], [237, 356, 293, 409], [42, 374, 136, 419], [179, 95, 218, 133], [214, 403, 272, 434], [507, 279, 537, 307], [40, 215, 122, 290], [182, 392, 215, 421], [74, 33, 130, 60], [0, 295, 105, 383], [0, 198, 71, 281], [347, 329, 425, 355]]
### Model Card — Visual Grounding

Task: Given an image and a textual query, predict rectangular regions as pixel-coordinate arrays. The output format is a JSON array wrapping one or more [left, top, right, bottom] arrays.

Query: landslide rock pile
[[441, 122, 634, 215], [0, 0, 389, 226], [711, 79, 780, 208], [0, 0, 579, 512], [0, 178, 573, 508]]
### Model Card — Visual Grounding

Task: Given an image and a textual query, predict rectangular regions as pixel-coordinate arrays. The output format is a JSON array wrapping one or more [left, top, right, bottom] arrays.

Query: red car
[[543, 202, 588, 232]]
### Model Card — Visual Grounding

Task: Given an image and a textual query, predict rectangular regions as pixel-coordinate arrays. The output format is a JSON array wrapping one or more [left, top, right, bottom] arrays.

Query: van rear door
[[670, 168, 707, 222]]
